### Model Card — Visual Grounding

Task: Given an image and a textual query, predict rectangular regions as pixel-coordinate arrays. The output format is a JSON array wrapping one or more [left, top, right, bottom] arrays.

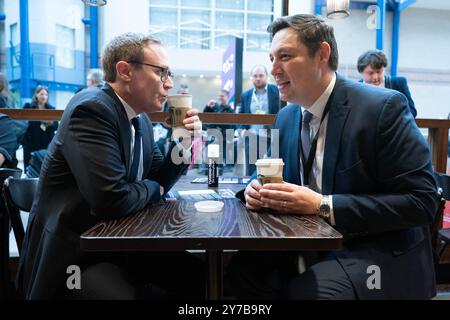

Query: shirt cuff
[[329, 195, 336, 226]]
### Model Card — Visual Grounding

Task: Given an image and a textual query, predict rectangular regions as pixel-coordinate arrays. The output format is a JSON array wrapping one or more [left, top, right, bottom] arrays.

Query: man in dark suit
[[357, 50, 417, 118], [227, 14, 438, 300], [17, 33, 204, 299]]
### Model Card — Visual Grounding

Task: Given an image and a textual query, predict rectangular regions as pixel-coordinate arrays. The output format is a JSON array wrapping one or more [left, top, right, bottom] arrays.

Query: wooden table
[[80, 176, 343, 299]]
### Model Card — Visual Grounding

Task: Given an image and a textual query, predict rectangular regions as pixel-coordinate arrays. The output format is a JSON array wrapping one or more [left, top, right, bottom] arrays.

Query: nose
[[164, 76, 174, 90], [271, 60, 281, 78]]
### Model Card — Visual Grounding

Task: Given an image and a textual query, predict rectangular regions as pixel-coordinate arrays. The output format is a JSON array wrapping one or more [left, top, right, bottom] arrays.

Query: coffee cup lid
[[194, 200, 224, 213], [255, 158, 284, 166]]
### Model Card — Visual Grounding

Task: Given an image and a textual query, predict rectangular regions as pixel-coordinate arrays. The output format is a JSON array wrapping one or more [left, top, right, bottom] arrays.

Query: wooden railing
[[1, 108, 449, 173]]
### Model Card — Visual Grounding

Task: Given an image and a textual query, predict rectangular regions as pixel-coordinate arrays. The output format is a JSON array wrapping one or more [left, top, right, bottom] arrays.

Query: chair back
[[1, 177, 38, 300], [432, 173, 450, 259], [3, 177, 39, 254], [0, 169, 22, 299]]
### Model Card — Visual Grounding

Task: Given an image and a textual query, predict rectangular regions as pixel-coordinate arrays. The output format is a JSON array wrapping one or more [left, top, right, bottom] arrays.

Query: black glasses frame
[[127, 61, 173, 82]]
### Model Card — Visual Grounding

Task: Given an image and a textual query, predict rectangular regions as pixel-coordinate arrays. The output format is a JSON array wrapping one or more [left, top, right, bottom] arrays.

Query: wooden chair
[[1, 176, 38, 299], [435, 173, 450, 264], [0, 168, 22, 299]]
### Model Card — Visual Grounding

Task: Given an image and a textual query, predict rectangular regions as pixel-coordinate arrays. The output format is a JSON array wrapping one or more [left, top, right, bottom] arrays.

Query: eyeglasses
[[127, 61, 173, 83]]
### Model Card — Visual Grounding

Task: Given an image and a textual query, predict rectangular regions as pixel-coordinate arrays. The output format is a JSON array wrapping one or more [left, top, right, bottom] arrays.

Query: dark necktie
[[130, 116, 141, 182], [301, 110, 314, 187]]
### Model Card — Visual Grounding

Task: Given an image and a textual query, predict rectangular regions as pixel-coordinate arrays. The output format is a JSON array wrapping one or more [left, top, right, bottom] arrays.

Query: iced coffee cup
[[167, 94, 192, 127], [255, 158, 284, 185]]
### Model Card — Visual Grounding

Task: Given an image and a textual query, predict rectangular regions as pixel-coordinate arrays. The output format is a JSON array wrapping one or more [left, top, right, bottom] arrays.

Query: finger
[[246, 186, 261, 200], [186, 109, 199, 117], [250, 180, 262, 191], [246, 195, 262, 209], [262, 183, 296, 192], [246, 197, 262, 211], [259, 189, 293, 201], [260, 197, 285, 211]]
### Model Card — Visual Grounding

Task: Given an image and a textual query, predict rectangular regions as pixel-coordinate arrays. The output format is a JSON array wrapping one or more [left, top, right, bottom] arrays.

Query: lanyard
[[302, 102, 331, 185]]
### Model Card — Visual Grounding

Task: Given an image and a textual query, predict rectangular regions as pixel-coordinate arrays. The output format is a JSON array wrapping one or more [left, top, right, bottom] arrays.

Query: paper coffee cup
[[255, 158, 284, 185], [168, 94, 192, 127]]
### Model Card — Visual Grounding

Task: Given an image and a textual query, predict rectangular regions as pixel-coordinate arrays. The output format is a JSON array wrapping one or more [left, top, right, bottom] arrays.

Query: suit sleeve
[[145, 140, 188, 194], [332, 92, 437, 236], [0, 115, 18, 167], [62, 103, 161, 219]]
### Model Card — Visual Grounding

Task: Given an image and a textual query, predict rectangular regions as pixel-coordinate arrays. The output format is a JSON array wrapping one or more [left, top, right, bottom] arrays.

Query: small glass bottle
[[207, 144, 220, 187]]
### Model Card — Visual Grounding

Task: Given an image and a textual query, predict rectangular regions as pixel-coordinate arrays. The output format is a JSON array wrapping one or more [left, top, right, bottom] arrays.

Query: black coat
[[0, 113, 18, 168], [22, 102, 59, 169]]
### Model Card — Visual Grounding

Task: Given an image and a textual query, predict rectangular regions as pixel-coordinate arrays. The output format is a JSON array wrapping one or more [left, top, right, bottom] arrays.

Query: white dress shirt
[[300, 73, 336, 225], [115, 93, 143, 181]]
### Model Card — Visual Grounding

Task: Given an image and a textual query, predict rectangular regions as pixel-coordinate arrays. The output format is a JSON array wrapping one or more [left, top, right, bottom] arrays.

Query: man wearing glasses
[[17, 33, 204, 299]]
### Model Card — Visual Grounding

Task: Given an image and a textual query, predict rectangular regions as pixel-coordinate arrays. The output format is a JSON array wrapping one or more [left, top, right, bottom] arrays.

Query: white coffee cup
[[255, 158, 284, 185], [167, 94, 192, 127]]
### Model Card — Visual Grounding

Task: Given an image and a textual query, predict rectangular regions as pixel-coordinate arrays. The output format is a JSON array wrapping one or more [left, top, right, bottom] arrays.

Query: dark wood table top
[[80, 176, 343, 252]]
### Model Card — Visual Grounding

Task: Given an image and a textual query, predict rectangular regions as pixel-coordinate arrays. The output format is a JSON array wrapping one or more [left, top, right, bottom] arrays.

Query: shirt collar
[[254, 84, 268, 95], [114, 91, 138, 122], [302, 72, 336, 120]]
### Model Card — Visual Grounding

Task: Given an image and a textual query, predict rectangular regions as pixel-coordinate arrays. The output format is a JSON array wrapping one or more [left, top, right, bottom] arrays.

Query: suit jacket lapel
[[285, 106, 301, 185], [322, 75, 351, 195], [101, 84, 132, 179], [140, 113, 153, 177]]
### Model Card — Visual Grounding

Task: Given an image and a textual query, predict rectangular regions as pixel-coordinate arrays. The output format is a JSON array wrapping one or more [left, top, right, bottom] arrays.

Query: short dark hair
[[357, 50, 388, 73], [102, 33, 161, 82], [267, 14, 339, 71]]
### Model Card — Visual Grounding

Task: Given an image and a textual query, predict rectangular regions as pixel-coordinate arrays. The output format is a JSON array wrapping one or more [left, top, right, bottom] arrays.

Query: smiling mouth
[[277, 81, 290, 90]]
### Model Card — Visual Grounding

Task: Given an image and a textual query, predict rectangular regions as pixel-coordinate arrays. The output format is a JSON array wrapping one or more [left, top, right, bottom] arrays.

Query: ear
[[115, 61, 132, 82], [318, 42, 331, 66]]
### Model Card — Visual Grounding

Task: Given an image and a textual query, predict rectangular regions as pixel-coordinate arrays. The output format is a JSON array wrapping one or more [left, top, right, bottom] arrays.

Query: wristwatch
[[318, 195, 331, 220]]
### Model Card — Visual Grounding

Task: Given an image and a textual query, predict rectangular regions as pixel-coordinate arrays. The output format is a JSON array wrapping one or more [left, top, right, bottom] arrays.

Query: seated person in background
[[86, 68, 105, 88], [22, 85, 59, 172], [0, 113, 19, 168], [17, 32, 204, 300], [357, 50, 417, 118], [228, 14, 438, 300], [0, 72, 15, 108]]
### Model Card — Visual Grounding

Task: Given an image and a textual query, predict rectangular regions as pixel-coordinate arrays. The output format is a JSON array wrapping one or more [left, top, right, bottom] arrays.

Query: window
[[149, 7, 177, 26], [216, 0, 244, 10], [215, 12, 244, 30], [247, 0, 273, 12], [148, 0, 274, 52], [55, 24, 75, 69], [247, 14, 273, 32]]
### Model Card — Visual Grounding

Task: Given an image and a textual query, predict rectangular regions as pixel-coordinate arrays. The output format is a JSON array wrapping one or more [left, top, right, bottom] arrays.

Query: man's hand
[[259, 182, 322, 215], [0, 153, 5, 167], [244, 179, 263, 211], [182, 109, 202, 136]]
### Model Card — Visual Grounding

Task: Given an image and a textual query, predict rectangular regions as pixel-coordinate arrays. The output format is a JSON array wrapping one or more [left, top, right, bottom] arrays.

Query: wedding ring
[[282, 200, 287, 208]]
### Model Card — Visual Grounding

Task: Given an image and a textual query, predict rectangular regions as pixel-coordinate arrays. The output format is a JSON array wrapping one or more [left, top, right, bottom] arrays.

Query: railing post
[[428, 127, 449, 174]]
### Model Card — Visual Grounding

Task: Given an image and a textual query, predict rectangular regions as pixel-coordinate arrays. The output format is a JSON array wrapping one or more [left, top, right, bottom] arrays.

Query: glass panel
[[247, 14, 273, 32], [247, 0, 273, 12], [215, 12, 244, 30], [215, 0, 244, 10], [55, 24, 75, 69], [181, 9, 211, 28], [149, 7, 177, 26], [151, 28, 178, 48], [180, 30, 210, 49], [149, 0, 177, 5], [246, 33, 271, 51], [180, 0, 211, 8], [214, 34, 242, 50]]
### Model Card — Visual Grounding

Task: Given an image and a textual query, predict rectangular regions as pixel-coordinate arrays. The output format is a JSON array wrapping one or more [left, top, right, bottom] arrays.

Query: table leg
[[206, 249, 223, 300]]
